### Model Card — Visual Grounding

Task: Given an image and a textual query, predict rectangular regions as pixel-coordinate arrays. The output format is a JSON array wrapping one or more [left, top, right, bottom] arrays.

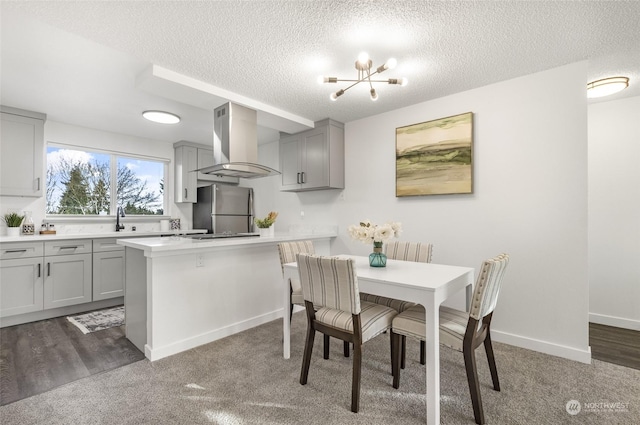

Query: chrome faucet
[[116, 206, 125, 232]]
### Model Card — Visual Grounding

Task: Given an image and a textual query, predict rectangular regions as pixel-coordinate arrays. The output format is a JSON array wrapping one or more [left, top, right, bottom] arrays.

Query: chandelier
[[318, 52, 407, 101]]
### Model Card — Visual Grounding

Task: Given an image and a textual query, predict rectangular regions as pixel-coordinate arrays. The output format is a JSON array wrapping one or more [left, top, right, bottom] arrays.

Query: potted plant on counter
[[2, 212, 25, 237], [255, 211, 278, 237]]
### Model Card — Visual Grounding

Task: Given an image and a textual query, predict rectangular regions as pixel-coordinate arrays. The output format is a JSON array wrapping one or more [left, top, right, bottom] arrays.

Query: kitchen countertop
[[0, 229, 207, 243], [118, 232, 337, 257]]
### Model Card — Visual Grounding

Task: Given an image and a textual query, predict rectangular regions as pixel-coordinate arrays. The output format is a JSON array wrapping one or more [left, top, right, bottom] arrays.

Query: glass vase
[[369, 243, 387, 267]]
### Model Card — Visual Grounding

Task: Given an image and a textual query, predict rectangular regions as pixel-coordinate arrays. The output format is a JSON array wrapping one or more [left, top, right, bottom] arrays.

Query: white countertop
[[117, 232, 337, 257], [0, 229, 207, 243]]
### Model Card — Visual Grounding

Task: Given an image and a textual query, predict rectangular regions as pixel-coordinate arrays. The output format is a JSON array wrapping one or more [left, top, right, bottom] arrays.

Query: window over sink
[[46, 144, 167, 216]]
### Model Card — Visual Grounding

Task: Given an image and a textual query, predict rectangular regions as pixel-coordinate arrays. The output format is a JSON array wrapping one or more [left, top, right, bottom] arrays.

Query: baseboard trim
[[146, 309, 283, 361], [589, 313, 640, 331], [492, 330, 592, 364]]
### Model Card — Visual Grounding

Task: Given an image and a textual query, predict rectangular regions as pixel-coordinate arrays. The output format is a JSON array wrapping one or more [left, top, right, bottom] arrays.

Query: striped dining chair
[[360, 240, 434, 366], [297, 253, 397, 413], [390, 253, 510, 425], [277, 240, 315, 321]]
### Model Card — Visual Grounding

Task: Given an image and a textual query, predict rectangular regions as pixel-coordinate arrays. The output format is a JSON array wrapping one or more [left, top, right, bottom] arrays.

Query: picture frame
[[395, 112, 473, 197]]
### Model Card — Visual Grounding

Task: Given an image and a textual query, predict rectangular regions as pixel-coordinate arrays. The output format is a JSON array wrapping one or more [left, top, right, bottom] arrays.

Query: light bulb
[[357, 52, 369, 66], [370, 88, 378, 101], [385, 58, 397, 70], [330, 89, 345, 101], [398, 77, 408, 87], [317, 75, 325, 84]]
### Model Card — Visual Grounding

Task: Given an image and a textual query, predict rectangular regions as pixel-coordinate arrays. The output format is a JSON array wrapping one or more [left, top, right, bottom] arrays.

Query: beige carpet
[[1, 313, 638, 424]]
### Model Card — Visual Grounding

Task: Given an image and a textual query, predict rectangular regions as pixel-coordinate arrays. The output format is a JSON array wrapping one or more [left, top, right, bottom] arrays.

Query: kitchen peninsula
[[117, 232, 335, 361]]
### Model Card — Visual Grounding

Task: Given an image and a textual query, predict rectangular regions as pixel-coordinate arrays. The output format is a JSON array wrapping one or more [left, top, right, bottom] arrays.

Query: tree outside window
[[47, 146, 166, 216]]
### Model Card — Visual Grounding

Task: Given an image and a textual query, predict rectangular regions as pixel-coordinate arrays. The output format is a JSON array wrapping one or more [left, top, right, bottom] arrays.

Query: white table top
[[284, 254, 474, 292]]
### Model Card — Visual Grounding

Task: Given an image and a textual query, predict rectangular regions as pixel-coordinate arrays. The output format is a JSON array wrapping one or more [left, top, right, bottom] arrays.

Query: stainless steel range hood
[[197, 102, 280, 179]]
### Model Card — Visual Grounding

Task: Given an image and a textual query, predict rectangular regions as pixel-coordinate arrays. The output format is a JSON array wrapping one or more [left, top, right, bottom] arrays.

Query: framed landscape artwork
[[395, 112, 473, 197]]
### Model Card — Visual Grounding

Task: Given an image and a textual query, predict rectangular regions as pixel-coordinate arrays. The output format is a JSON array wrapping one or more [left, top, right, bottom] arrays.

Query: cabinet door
[[300, 127, 329, 190], [93, 251, 125, 301], [175, 145, 198, 203], [44, 253, 92, 309], [280, 134, 302, 190], [0, 257, 44, 317], [0, 111, 45, 197]]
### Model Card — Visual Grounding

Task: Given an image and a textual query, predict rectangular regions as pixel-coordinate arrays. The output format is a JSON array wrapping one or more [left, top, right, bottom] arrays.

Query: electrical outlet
[[196, 254, 204, 267]]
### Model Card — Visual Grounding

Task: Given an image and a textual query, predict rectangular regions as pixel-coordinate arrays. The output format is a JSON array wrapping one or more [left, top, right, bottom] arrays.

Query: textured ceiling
[[1, 1, 639, 145]]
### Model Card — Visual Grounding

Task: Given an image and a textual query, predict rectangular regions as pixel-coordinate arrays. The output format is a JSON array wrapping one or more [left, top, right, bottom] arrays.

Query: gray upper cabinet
[[174, 143, 198, 203], [279, 119, 344, 192], [174, 141, 238, 203], [0, 106, 46, 197]]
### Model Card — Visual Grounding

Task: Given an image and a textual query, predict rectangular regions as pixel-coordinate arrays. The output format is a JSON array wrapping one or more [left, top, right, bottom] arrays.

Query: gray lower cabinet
[[0, 242, 44, 318], [0, 257, 43, 317], [92, 238, 125, 301], [42, 239, 93, 309], [43, 253, 92, 309]]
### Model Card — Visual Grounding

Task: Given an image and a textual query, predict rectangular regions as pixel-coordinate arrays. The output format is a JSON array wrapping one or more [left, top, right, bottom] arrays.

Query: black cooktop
[[185, 233, 259, 240]]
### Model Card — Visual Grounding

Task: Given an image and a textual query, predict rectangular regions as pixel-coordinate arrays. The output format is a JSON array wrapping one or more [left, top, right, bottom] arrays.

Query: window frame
[[45, 142, 170, 220]]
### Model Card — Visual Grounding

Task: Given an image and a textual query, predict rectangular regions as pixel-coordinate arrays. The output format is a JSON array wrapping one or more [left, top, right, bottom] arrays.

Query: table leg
[[283, 272, 291, 359], [424, 294, 440, 424]]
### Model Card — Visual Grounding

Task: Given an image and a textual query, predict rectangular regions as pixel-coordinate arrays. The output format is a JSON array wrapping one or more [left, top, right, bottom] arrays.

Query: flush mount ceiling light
[[142, 110, 181, 124], [318, 52, 407, 101], [587, 76, 629, 99]]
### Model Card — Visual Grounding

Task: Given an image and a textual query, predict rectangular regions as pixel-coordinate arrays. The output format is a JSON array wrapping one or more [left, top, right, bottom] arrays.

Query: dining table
[[282, 254, 475, 425]]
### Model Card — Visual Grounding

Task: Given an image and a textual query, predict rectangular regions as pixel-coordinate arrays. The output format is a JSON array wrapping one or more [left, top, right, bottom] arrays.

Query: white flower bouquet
[[347, 220, 402, 248]]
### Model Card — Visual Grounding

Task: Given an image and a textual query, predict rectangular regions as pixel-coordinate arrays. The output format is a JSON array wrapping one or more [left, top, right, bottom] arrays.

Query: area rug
[[67, 306, 124, 334]]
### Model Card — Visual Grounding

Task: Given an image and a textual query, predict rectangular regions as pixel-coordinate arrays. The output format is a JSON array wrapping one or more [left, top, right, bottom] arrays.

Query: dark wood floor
[[0, 314, 144, 406], [589, 322, 640, 370]]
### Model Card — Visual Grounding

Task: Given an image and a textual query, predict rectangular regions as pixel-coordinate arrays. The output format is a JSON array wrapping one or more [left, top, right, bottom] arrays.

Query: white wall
[[255, 62, 591, 362], [0, 120, 190, 234], [588, 96, 640, 330]]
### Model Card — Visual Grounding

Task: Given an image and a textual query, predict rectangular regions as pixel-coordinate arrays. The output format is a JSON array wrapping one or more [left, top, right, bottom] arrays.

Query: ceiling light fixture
[[319, 52, 407, 102], [586, 76, 629, 99], [142, 110, 181, 124]]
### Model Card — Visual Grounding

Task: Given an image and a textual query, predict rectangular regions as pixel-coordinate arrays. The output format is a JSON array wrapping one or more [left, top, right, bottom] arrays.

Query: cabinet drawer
[[93, 238, 125, 253], [0, 242, 44, 260], [44, 239, 92, 256]]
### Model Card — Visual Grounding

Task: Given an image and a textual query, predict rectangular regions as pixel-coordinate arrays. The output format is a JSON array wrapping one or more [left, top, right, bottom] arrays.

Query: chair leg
[[351, 341, 362, 413], [289, 303, 294, 322], [484, 330, 500, 391], [420, 340, 426, 365], [463, 348, 485, 425], [389, 332, 395, 375], [391, 331, 402, 389], [300, 325, 315, 385], [324, 334, 330, 359], [344, 341, 350, 357], [400, 335, 406, 369]]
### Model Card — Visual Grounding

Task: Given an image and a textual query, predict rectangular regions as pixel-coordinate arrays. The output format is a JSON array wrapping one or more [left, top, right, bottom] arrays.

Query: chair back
[[469, 254, 510, 320], [384, 240, 433, 263], [296, 253, 361, 315], [277, 241, 315, 275]]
